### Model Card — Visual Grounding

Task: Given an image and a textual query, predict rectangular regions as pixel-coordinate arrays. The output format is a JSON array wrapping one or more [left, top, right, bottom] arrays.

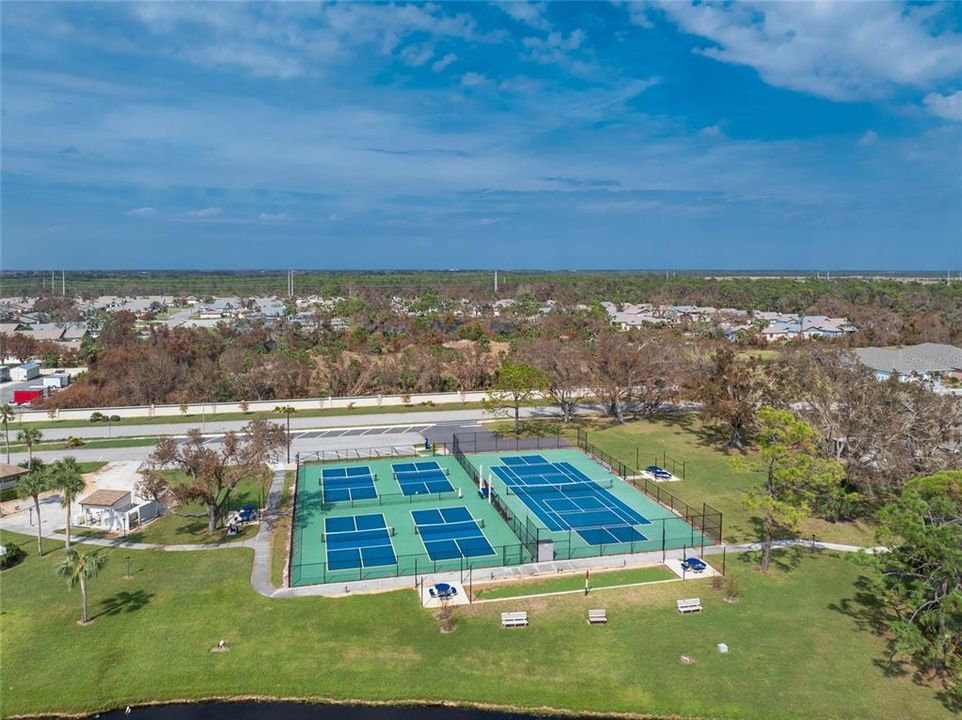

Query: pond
[[77, 701, 612, 720]]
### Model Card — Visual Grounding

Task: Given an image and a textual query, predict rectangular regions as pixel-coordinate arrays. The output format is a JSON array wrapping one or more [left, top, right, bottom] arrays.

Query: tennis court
[[291, 446, 716, 587], [393, 460, 454, 496], [292, 454, 528, 586], [323, 513, 397, 571], [411, 506, 495, 561], [491, 455, 650, 545], [321, 465, 377, 503]]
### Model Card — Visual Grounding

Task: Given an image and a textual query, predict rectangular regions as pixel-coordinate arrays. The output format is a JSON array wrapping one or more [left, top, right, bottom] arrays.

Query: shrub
[[109, 415, 121, 422], [89, 412, 106, 423], [66, 436, 85, 448], [724, 575, 742, 603], [0, 543, 25, 570]]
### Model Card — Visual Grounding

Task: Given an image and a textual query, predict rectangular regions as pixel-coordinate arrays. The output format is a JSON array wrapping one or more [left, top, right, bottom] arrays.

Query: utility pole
[[494, 270, 498, 294], [62, 270, 66, 296]]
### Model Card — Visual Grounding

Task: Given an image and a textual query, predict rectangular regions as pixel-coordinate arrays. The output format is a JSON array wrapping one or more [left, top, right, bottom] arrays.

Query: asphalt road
[[23, 405, 573, 442], [3, 415, 501, 465]]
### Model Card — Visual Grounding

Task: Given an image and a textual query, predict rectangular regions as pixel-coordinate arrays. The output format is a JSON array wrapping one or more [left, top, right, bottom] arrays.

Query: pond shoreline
[[15, 696, 663, 720]]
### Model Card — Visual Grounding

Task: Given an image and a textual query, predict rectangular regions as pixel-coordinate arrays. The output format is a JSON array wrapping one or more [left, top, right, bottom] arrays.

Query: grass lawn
[[270, 471, 294, 588], [62, 472, 265, 546], [6, 437, 158, 453], [571, 414, 878, 546], [133, 472, 264, 545], [473, 565, 675, 600], [0, 530, 952, 720]]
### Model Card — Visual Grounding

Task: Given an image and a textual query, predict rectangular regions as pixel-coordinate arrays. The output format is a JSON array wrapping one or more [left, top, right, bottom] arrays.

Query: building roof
[[19, 328, 65, 341], [79, 489, 130, 507], [854, 343, 962, 375], [0, 463, 29, 481]]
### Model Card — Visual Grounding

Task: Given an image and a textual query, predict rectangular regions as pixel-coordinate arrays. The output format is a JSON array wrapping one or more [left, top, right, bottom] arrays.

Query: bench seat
[[587, 609, 607, 624], [501, 611, 528, 628], [677, 598, 703, 614]]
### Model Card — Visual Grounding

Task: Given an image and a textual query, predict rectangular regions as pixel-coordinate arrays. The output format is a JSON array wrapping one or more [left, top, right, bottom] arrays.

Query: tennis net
[[393, 467, 450, 481], [415, 518, 485, 536], [321, 526, 397, 543], [505, 479, 613, 495]]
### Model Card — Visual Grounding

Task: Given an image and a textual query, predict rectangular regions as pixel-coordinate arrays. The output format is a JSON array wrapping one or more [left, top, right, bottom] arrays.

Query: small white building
[[10, 363, 40, 382], [77, 489, 160, 534], [42, 372, 71, 389]]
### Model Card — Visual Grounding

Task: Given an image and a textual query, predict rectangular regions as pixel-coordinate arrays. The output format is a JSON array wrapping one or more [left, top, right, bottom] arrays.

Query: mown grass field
[[571, 414, 877, 546], [0, 528, 952, 720], [473, 565, 675, 600]]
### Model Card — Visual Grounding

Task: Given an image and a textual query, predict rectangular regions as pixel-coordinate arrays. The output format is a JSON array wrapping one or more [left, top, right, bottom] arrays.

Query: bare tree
[[692, 346, 770, 449], [517, 338, 589, 422], [141, 420, 286, 533], [776, 346, 962, 505], [591, 331, 649, 424]]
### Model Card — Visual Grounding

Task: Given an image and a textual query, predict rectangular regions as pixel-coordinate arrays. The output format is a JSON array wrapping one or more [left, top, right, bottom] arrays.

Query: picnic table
[[430, 582, 457, 601]]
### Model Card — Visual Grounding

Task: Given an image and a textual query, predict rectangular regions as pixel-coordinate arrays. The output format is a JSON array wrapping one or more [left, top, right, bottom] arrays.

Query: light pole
[[274, 406, 296, 464]]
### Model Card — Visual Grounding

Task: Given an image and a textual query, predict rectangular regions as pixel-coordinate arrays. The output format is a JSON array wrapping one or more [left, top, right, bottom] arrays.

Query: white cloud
[[478, 217, 503, 225], [653, 1, 962, 101], [431, 52, 457, 73], [522, 28, 585, 53], [399, 44, 433, 68], [258, 212, 289, 222], [186, 44, 304, 79], [187, 206, 221, 218], [497, 2, 551, 32], [126, 206, 156, 216], [521, 28, 592, 76], [858, 130, 879, 147], [698, 125, 723, 139], [923, 91, 962, 122], [461, 71, 488, 87]]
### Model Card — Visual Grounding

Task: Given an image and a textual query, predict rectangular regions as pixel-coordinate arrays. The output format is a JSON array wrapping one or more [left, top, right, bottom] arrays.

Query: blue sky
[[2, 1, 961, 270]]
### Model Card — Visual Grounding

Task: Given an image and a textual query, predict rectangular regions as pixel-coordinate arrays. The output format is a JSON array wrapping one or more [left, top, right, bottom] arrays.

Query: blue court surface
[[392, 460, 455, 496], [492, 455, 650, 545], [322, 466, 377, 504], [323, 513, 397, 571], [411, 506, 495, 561]]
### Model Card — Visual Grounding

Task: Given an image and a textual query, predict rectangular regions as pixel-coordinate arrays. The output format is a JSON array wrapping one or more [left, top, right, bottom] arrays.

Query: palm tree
[[16, 427, 43, 468], [52, 457, 86, 549], [55, 547, 107, 625], [0, 403, 15, 464], [16, 467, 49, 555], [273, 405, 297, 464]]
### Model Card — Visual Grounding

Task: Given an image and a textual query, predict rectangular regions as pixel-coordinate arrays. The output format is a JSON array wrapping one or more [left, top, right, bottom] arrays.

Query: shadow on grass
[[825, 573, 962, 713], [96, 589, 154, 618], [729, 545, 805, 574]]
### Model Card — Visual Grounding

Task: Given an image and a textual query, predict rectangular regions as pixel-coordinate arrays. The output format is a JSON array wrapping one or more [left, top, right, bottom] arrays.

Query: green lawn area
[[270, 471, 294, 588], [473, 565, 675, 600], [572, 414, 877, 546], [63, 472, 264, 546], [6, 437, 158, 453], [0, 529, 952, 719]]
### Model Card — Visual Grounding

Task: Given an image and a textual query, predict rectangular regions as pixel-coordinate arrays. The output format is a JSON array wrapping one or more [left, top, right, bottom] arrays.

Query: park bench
[[501, 611, 528, 628], [677, 598, 703, 614], [587, 609, 607, 625]]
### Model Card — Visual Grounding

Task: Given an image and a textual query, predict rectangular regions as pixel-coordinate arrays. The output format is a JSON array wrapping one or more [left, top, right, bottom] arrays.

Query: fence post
[[661, 521, 666, 562], [722, 546, 727, 576]]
